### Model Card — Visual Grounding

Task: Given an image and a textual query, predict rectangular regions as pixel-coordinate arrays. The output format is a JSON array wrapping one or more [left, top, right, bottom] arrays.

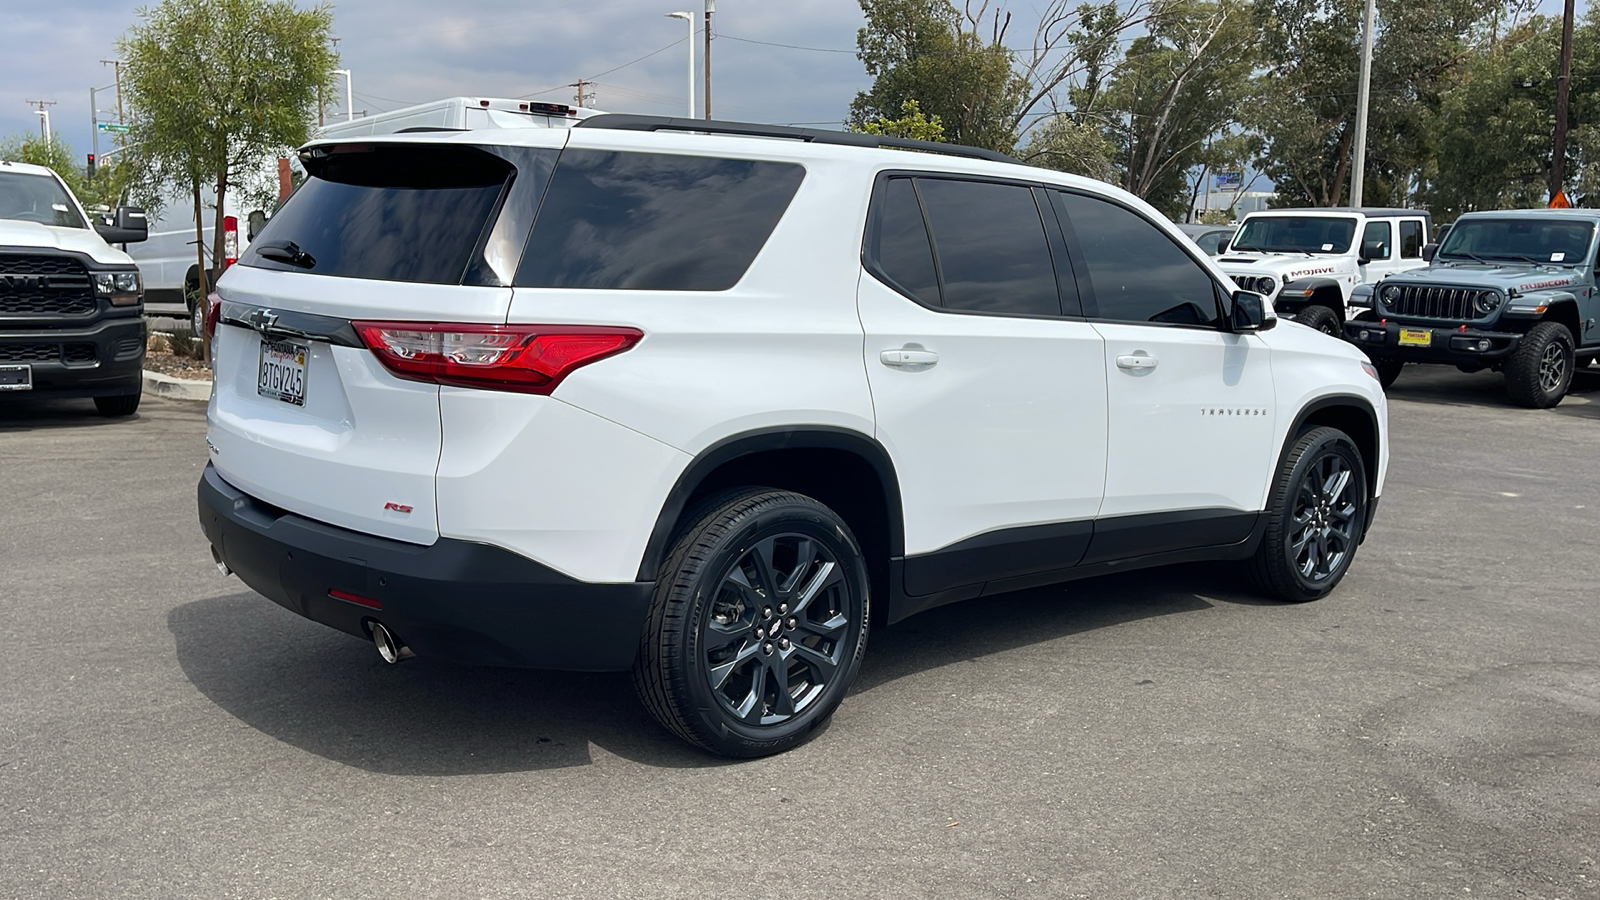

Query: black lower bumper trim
[[197, 465, 655, 671], [0, 316, 144, 397], [1343, 319, 1521, 364]]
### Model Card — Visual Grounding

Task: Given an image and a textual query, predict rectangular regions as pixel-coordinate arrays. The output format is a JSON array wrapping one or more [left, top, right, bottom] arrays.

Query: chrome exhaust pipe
[[369, 621, 415, 664], [211, 546, 232, 577]]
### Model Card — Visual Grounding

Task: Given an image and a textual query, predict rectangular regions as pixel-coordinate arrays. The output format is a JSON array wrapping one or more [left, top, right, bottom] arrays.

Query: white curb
[[142, 370, 212, 402]]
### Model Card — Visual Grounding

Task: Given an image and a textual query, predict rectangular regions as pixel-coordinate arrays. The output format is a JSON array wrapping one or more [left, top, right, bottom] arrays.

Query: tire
[[94, 393, 141, 417], [1294, 304, 1341, 336], [1504, 321, 1575, 408], [188, 294, 206, 338], [1374, 358, 1404, 389], [632, 488, 871, 758], [1249, 426, 1368, 603]]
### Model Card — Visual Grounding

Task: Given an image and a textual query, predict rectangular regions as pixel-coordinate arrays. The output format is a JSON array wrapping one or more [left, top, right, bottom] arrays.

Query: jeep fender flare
[[1276, 276, 1346, 316]]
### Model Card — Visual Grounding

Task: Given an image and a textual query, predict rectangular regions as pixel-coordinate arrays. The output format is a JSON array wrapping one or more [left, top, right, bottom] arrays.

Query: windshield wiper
[[1441, 250, 1490, 265], [255, 240, 316, 270]]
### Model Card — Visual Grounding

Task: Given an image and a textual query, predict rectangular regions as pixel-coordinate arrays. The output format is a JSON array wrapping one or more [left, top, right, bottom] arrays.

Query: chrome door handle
[[1116, 354, 1158, 370], [880, 348, 939, 368]]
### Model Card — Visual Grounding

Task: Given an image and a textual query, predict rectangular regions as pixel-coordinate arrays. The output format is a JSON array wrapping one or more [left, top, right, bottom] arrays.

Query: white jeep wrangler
[[1218, 208, 1433, 335]]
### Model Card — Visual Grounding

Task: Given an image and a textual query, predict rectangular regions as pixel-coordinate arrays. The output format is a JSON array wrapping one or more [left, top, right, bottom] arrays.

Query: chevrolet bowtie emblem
[[247, 308, 279, 334]]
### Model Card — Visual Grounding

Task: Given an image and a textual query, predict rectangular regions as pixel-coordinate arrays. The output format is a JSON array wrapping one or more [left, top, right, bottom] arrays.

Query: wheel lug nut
[[787, 617, 797, 629], [779, 638, 791, 650], [761, 607, 773, 618], [778, 603, 788, 614], [763, 642, 774, 655]]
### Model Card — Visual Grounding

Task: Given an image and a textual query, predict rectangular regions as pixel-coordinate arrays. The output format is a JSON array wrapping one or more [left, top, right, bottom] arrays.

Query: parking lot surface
[[2, 367, 1598, 899]]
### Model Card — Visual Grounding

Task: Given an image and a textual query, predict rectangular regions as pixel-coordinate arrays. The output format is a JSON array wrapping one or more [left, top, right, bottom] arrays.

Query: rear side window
[[1053, 190, 1221, 327], [914, 178, 1061, 316], [1399, 220, 1424, 258], [866, 177, 940, 306], [242, 144, 519, 284], [516, 150, 805, 291]]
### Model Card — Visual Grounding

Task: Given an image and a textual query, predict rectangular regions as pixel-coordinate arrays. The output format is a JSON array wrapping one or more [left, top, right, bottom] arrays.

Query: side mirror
[[247, 210, 268, 242], [1359, 239, 1388, 263], [1230, 290, 1275, 333], [1421, 243, 1438, 262], [94, 205, 148, 244]]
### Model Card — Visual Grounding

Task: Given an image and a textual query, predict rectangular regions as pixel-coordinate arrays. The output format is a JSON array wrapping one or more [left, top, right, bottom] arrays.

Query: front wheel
[[1249, 426, 1369, 602], [1294, 304, 1341, 336], [1504, 321, 1575, 408], [1374, 358, 1404, 389], [633, 489, 870, 758], [93, 393, 141, 417]]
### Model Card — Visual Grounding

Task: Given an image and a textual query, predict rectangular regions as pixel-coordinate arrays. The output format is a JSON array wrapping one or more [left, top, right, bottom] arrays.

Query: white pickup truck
[[1216, 207, 1434, 335]]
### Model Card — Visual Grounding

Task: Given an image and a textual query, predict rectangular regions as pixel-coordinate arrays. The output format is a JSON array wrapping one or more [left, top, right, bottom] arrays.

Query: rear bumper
[[1344, 319, 1521, 364], [0, 316, 145, 398], [197, 464, 655, 671]]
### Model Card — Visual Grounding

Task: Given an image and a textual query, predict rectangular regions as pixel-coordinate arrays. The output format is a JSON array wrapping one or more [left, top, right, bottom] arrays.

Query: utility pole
[[334, 69, 353, 121], [90, 87, 99, 160], [100, 59, 125, 154], [703, 0, 715, 119], [1349, 0, 1375, 207], [571, 79, 594, 107], [26, 100, 56, 143], [1551, 0, 1576, 201]]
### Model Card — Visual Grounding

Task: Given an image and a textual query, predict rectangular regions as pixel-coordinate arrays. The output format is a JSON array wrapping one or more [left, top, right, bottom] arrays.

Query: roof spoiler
[[574, 114, 1022, 166]]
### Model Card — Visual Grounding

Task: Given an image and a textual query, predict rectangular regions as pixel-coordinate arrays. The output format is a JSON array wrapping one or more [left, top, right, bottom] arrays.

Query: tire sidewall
[[672, 500, 870, 754], [1275, 432, 1368, 599], [1519, 324, 1575, 406], [1295, 305, 1340, 336]]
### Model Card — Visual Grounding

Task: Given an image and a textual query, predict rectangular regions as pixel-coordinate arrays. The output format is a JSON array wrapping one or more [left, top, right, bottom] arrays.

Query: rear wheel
[[1249, 426, 1368, 602], [1294, 304, 1341, 336], [94, 393, 141, 417], [633, 488, 870, 757], [1505, 321, 1574, 408]]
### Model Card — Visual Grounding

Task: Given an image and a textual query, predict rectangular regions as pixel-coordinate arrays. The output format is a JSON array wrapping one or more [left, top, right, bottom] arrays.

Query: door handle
[[1115, 354, 1159, 370], [880, 348, 939, 368]]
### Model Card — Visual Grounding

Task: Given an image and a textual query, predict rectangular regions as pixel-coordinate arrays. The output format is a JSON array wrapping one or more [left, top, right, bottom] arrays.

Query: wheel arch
[[1282, 394, 1381, 533], [635, 427, 905, 595]]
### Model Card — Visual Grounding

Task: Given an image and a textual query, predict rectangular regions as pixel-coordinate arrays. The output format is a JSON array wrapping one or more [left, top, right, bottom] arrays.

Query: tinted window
[[1438, 217, 1595, 263], [868, 177, 939, 306], [242, 144, 519, 284], [915, 178, 1060, 316], [1230, 216, 1357, 254], [516, 150, 805, 291], [1399, 220, 1423, 258], [1054, 191, 1221, 327], [1362, 221, 1392, 259], [0, 172, 87, 229], [1196, 230, 1231, 255]]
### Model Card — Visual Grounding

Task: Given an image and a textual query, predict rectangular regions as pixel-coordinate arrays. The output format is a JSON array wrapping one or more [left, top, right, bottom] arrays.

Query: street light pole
[[703, 0, 715, 120], [1349, 0, 1375, 207], [1551, 0, 1576, 201], [667, 12, 695, 118], [334, 69, 353, 122]]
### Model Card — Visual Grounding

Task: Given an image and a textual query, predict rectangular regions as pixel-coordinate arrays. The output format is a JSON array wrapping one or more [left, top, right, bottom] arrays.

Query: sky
[[1, 0, 879, 161]]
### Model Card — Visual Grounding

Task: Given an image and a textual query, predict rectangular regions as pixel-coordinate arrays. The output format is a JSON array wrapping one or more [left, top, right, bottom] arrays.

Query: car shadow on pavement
[[0, 396, 138, 429], [1383, 364, 1600, 412], [168, 565, 1246, 775]]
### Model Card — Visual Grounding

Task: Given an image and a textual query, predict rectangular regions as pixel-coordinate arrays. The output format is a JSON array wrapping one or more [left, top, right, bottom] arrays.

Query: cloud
[[0, 0, 873, 162]]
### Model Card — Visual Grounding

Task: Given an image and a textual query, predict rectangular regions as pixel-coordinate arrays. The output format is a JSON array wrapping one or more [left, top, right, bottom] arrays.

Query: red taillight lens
[[204, 292, 222, 339], [223, 215, 239, 268], [352, 322, 643, 394]]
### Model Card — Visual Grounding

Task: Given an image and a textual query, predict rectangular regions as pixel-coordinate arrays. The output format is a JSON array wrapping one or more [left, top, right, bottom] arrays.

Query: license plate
[[257, 339, 308, 406], [0, 364, 31, 391], [1398, 328, 1433, 347]]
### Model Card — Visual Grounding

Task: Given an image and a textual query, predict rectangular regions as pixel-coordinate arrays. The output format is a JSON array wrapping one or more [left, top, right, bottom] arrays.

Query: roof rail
[[574, 114, 1022, 166]]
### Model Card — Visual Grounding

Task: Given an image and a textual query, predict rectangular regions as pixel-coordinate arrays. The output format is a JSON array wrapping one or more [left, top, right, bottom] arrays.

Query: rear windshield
[[240, 144, 515, 284], [515, 150, 805, 291], [0, 172, 86, 229], [1438, 218, 1595, 264], [1229, 216, 1357, 254]]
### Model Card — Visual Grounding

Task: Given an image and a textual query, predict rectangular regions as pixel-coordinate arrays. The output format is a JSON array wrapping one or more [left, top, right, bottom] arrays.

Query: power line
[[520, 37, 687, 99]]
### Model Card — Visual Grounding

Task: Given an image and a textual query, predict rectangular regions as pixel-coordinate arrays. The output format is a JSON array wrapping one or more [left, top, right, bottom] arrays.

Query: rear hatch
[[207, 137, 562, 543]]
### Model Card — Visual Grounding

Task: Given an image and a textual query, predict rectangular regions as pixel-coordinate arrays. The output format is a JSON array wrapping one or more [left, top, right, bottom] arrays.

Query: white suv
[[197, 116, 1389, 757]]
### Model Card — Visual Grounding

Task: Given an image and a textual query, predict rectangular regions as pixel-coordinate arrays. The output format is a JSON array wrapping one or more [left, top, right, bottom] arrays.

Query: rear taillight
[[223, 215, 239, 268], [204, 292, 222, 339], [352, 322, 643, 394]]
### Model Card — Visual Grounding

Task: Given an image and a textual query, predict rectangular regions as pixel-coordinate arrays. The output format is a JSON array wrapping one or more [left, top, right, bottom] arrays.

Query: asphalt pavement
[[1, 365, 1597, 899]]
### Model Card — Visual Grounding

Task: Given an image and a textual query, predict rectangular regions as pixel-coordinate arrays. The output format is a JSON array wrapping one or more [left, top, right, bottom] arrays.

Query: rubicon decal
[[1517, 279, 1572, 291], [383, 502, 413, 514]]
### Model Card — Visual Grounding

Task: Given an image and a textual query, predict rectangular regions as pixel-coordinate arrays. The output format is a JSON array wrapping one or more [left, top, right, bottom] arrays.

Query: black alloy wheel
[[1250, 426, 1368, 602], [633, 489, 870, 757], [1505, 321, 1575, 409]]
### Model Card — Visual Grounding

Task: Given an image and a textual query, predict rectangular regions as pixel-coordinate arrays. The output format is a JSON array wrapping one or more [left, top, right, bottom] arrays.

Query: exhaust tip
[[369, 621, 414, 664], [211, 546, 232, 577]]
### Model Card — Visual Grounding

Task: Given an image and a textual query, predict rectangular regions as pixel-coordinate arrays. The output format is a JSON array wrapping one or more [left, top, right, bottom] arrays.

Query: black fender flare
[[634, 426, 905, 581], [1276, 276, 1345, 314]]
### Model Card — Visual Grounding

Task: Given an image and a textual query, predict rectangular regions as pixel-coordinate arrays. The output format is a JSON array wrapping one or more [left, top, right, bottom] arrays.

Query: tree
[[119, 0, 336, 307], [850, 0, 1027, 152], [853, 99, 948, 141]]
